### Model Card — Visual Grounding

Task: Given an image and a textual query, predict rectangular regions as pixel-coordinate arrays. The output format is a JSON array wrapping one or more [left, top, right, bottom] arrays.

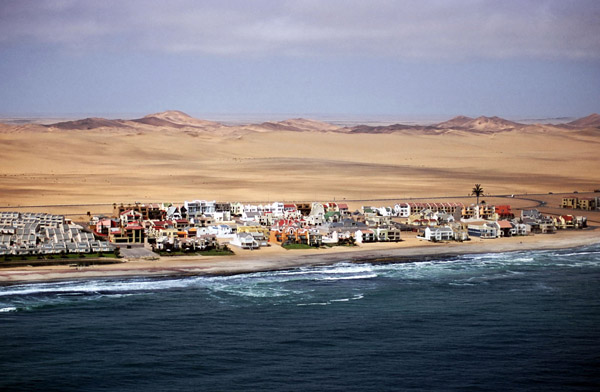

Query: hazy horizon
[[0, 110, 584, 127]]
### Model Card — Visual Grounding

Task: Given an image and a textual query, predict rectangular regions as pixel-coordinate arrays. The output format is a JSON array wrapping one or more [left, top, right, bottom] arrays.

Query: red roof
[[152, 220, 171, 226], [126, 225, 144, 230], [338, 203, 349, 209], [561, 215, 573, 222], [121, 209, 142, 216], [495, 205, 512, 213], [497, 220, 513, 229]]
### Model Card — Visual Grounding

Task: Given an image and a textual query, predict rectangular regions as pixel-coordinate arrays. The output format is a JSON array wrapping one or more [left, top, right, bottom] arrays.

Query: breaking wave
[[1, 244, 598, 312]]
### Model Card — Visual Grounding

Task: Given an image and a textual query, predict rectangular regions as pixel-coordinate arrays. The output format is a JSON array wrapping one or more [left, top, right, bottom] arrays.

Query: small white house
[[229, 233, 259, 249], [394, 203, 411, 218], [513, 223, 531, 236], [377, 207, 393, 217], [419, 226, 454, 242], [310, 203, 325, 217], [320, 230, 339, 244], [467, 223, 499, 239], [229, 202, 244, 216], [241, 211, 260, 223], [213, 211, 231, 222], [207, 225, 235, 238], [354, 229, 376, 244]]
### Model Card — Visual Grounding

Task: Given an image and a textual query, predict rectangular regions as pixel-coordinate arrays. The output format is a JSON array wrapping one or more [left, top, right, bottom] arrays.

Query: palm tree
[[471, 184, 484, 205]]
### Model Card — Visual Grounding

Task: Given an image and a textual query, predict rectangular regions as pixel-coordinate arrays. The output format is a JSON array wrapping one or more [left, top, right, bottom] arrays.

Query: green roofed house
[[362, 206, 376, 215], [324, 211, 342, 223]]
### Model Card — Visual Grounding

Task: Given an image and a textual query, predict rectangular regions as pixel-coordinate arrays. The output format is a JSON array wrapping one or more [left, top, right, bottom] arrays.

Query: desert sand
[[0, 111, 599, 220]]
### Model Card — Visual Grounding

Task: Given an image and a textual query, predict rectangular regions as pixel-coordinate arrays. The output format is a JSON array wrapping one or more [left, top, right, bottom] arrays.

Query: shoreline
[[1, 228, 598, 285]]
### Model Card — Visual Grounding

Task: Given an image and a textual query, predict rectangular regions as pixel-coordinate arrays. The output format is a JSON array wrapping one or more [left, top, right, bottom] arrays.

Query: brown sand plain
[[1, 119, 598, 217]]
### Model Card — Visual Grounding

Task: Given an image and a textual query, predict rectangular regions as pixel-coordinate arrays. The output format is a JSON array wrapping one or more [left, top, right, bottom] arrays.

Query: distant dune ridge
[[137, 110, 222, 128], [0, 110, 598, 135], [565, 113, 600, 128], [435, 115, 475, 129], [49, 117, 132, 130]]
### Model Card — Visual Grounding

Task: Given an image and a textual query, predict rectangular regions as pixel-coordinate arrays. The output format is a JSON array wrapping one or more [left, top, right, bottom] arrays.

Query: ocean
[[1, 245, 599, 391]]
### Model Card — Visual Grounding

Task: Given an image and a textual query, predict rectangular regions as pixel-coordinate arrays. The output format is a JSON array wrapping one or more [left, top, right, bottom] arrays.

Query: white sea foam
[[559, 251, 600, 257], [297, 293, 364, 306], [506, 270, 524, 275], [322, 273, 378, 281], [331, 293, 365, 302], [1, 244, 597, 308], [0, 276, 206, 298], [0, 306, 17, 312], [209, 284, 294, 298], [277, 264, 374, 276]]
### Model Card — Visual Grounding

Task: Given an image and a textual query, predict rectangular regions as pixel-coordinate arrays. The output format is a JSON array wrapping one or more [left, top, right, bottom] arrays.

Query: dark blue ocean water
[[1, 245, 600, 391]]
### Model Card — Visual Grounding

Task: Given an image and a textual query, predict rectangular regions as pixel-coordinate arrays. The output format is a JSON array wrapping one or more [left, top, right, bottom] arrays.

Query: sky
[[1, 0, 599, 120]]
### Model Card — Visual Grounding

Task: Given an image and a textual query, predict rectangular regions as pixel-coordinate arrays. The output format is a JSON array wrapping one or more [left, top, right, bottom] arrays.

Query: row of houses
[[94, 198, 590, 252], [113, 201, 348, 221], [0, 212, 113, 256], [561, 197, 599, 211], [371, 202, 514, 220], [417, 210, 586, 242], [96, 200, 400, 250]]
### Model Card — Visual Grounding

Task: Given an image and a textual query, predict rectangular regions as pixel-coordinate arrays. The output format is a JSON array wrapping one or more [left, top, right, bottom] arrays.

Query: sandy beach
[[1, 228, 598, 285]]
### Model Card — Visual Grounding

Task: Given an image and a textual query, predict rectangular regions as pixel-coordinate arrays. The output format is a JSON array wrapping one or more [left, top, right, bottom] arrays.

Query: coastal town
[[1, 189, 596, 261]]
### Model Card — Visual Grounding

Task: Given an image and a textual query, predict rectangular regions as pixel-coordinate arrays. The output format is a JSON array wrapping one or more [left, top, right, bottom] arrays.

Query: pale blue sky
[[1, 0, 599, 119]]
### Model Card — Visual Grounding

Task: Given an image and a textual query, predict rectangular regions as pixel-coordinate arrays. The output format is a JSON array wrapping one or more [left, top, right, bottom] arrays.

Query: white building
[[185, 200, 216, 217], [419, 226, 454, 242], [394, 203, 411, 218], [229, 233, 259, 249]]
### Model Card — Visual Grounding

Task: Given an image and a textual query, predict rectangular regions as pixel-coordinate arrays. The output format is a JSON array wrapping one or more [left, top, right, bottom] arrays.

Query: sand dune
[[134, 110, 223, 128], [565, 113, 600, 128], [454, 116, 523, 132], [243, 118, 343, 133], [345, 115, 524, 134], [435, 115, 475, 129], [50, 117, 131, 130], [0, 112, 598, 217]]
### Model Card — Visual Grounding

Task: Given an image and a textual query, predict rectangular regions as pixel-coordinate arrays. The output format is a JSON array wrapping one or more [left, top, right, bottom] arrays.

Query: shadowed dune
[[565, 113, 600, 128]]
